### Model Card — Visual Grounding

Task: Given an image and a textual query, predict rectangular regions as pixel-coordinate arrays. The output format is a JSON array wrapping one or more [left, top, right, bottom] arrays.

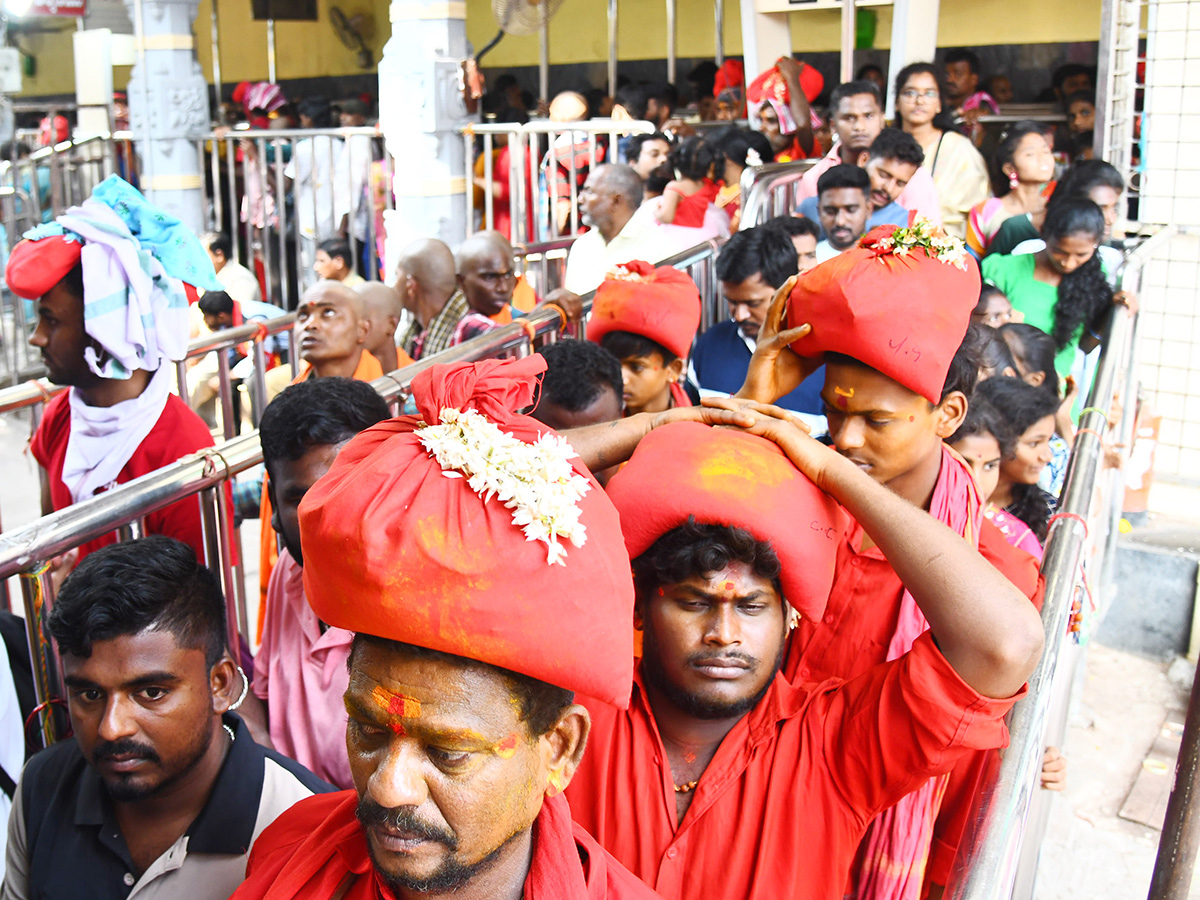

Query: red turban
[[587, 261, 702, 362], [4, 234, 83, 300], [298, 355, 637, 708], [713, 60, 745, 97], [605, 421, 843, 622], [746, 61, 824, 107], [786, 222, 981, 404]]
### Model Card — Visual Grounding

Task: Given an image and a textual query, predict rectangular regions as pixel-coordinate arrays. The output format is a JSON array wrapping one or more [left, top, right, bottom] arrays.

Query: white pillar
[[378, 0, 470, 255], [738, 1, 791, 83], [886, 0, 940, 114], [122, 0, 210, 234]]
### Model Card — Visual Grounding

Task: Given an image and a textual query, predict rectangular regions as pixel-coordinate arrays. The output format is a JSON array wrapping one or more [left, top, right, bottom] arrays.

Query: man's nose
[[732, 304, 751, 322], [369, 737, 429, 810], [98, 695, 139, 743], [831, 416, 865, 449], [29, 322, 47, 348], [703, 605, 739, 646]]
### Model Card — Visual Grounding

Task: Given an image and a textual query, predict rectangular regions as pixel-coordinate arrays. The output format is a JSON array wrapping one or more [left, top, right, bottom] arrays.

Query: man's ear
[[540, 705, 591, 797], [856, 149, 870, 167], [356, 315, 371, 345], [666, 357, 686, 382], [210, 655, 240, 715], [935, 390, 969, 439], [1027, 370, 1046, 388]]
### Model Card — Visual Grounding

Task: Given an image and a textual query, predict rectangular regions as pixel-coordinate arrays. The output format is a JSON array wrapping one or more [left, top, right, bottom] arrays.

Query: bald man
[[393, 238, 467, 360], [564, 164, 676, 293], [355, 282, 412, 373], [449, 231, 583, 347], [546, 90, 606, 235], [293, 281, 384, 381]]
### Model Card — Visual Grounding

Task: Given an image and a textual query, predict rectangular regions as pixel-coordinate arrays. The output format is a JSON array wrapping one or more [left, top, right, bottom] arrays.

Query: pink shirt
[[796, 142, 943, 226], [254, 549, 355, 789], [984, 504, 1044, 562]]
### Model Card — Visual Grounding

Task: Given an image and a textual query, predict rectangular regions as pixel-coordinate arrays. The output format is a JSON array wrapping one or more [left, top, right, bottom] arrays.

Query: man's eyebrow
[[674, 585, 769, 602], [63, 671, 181, 690]]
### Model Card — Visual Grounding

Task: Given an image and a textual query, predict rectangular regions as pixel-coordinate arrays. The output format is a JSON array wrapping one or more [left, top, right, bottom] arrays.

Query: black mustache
[[356, 799, 458, 849], [93, 738, 160, 764], [687, 650, 757, 668]]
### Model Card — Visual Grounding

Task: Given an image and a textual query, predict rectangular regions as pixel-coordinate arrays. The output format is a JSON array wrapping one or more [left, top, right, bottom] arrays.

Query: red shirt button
[[667, 847, 678, 859], [824, 612, 835, 625]]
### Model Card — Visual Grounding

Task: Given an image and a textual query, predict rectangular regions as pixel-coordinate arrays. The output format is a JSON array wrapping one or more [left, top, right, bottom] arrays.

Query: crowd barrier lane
[[196, 125, 389, 312], [945, 225, 1175, 900], [0, 235, 727, 750], [462, 118, 656, 245], [739, 160, 819, 229], [0, 131, 132, 223]]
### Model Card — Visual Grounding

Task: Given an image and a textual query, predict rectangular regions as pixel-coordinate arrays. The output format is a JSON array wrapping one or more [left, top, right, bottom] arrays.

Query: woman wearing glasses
[[893, 62, 990, 240]]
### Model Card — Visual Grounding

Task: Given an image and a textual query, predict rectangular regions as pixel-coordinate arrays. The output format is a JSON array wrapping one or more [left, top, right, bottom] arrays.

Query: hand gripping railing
[[945, 225, 1176, 900], [0, 237, 726, 751]]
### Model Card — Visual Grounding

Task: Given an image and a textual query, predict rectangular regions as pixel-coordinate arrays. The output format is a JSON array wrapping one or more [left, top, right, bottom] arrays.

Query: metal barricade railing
[[945, 225, 1175, 900], [196, 126, 389, 311], [0, 131, 133, 223], [462, 118, 656, 245], [0, 236, 726, 749], [739, 160, 818, 229]]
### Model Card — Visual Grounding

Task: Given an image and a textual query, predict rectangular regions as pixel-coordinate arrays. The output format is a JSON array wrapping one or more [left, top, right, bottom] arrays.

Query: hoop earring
[[229, 665, 249, 711]]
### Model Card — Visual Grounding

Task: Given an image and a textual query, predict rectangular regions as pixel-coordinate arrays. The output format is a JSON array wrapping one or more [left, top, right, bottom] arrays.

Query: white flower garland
[[417, 408, 591, 566], [872, 217, 970, 271]]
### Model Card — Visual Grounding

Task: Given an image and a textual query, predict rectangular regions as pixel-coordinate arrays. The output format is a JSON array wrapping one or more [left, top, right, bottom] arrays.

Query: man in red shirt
[[565, 408, 1043, 900], [736, 220, 1047, 897], [5, 176, 222, 562], [231, 356, 660, 900]]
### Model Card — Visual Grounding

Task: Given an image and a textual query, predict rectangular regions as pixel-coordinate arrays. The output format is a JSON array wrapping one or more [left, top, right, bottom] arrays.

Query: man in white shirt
[[285, 98, 343, 289], [202, 232, 262, 307], [814, 165, 872, 263], [563, 164, 675, 294]]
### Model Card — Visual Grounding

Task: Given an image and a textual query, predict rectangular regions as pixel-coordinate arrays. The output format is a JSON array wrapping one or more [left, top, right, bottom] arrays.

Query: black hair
[[949, 393, 1017, 458], [61, 262, 85, 301], [1066, 90, 1096, 109], [715, 226, 799, 290], [648, 82, 678, 113], [978, 326, 1019, 379], [631, 519, 782, 603], [318, 238, 353, 265], [989, 121, 1050, 197], [615, 84, 651, 120], [259, 377, 390, 476], [974, 376, 1059, 539], [1070, 131, 1095, 160], [944, 49, 981, 75], [975, 284, 1009, 317], [47, 536, 227, 667], [1048, 159, 1124, 207], [298, 96, 333, 128], [999, 322, 1061, 399], [351, 635, 574, 737], [599, 330, 677, 366], [1041, 198, 1111, 350], [856, 63, 884, 81], [625, 132, 671, 166], [204, 231, 233, 259], [197, 290, 236, 317], [534, 339, 623, 414], [714, 127, 773, 170], [1053, 64, 1093, 93], [894, 63, 959, 132], [830, 80, 883, 111], [867, 128, 925, 167], [687, 61, 719, 96], [763, 214, 820, 241], [816, 163, 870, 198], [645, 163, 673, 197], [668, 136, 718, 181]]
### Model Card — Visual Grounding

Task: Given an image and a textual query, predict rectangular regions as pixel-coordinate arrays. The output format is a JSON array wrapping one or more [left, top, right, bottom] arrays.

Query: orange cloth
[[256, 349, 384, 642], [512, 275, 538, 312], [787, 224, 980, 404], [605, 421, 842, 621], [298, 356, 637, 707], [587, 261, 702, 362], [230, 791, 660, 900]]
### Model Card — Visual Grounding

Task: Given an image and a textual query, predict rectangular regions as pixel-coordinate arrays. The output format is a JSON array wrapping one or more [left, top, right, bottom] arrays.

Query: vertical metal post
[[840, 0, 856, 84], [1148, 657, 1200, 900], [20, 563, 64, 748], [666, 0, 677, 83], [199, 486, 241, 654], [464, 130, 475, 236], [210, 0, 223, 104], [175, 358, 189, 401], [256, 137, 275, 305], [266, 18, 277, 84], [225, 138, 239, 265], [210, 136, 223, 229], [607, 0, 618, 98], [273, 139, 290, 310], [539, 12, 550, 103], [215, 345, 237, 440], [251, 338, 269, 425], [714, 0, 724, 66], [483, 132, 494, 231]]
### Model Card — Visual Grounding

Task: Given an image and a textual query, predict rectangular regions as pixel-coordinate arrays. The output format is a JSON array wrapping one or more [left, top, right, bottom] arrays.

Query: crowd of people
[[0, 43, 1127, 900]]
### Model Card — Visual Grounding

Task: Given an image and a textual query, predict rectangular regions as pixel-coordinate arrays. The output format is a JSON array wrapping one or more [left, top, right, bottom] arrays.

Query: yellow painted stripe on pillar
[[136, 34, 195, 51], [145, 174, 204, 191], [392, 175, 467, 197]]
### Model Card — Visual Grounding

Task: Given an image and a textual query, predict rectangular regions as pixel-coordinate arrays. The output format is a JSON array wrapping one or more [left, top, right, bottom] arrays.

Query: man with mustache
[[3, 537, 329, 899], [564, 407, 1043, 900], [813, 165, 872, 263], [231, 356, 660, 900]]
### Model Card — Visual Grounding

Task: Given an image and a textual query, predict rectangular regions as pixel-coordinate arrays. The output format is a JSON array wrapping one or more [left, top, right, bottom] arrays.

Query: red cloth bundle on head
[[298, 355, 637, 708], [746, 61, 824, 108], [713, 60, 745, 97], [786, 221, 981, 404], [605, 421, 843, 622], [587, 261, 702, 362], [4, 234, 82, 300]]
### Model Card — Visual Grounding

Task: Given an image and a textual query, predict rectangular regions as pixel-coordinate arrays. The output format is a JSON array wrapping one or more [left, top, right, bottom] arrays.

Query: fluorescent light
[[5, 0, 34, 16]]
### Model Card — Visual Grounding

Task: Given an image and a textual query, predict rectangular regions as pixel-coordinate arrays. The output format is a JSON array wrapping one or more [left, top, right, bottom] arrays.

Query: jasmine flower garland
[[418, 408, 591, 565], [872, 217, 970, 270]]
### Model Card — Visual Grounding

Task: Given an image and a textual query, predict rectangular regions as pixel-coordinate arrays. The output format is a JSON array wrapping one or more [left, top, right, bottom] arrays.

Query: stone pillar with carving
[[123, 0, 210, 234], [377, 0, 470, 266]]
